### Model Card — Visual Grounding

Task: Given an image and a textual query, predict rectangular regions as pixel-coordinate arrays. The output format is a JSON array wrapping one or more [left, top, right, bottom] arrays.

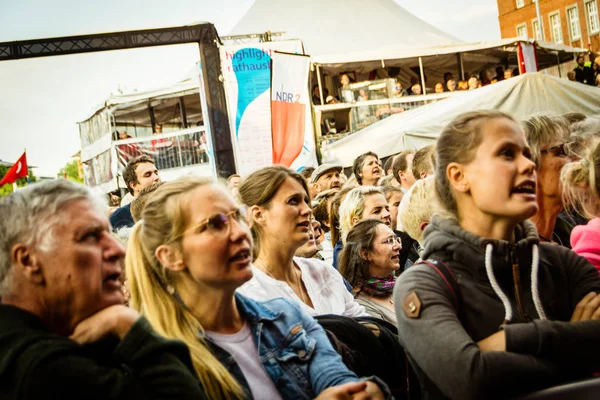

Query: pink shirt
[[571, 217, 600, 273]]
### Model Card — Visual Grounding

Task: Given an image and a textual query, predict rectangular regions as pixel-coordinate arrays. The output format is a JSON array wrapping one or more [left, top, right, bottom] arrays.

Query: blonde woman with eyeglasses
[[125, 177, 387, 400], [338, 219, 401, 325]]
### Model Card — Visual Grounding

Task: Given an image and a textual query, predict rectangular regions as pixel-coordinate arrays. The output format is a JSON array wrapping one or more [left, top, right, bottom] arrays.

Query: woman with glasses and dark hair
[[125, 177, 387, 400], [522, 115, 575, 247], [338, 219, 401, 325]]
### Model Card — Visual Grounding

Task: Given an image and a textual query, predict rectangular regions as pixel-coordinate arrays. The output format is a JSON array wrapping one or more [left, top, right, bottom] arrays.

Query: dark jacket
[[109, 203, 134, 231], [0, 304, 207, 399], [394, 216, 600, 400]]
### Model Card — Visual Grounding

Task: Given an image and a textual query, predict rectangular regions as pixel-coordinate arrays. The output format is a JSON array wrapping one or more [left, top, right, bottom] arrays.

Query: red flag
[[0, 152, 28, 186]]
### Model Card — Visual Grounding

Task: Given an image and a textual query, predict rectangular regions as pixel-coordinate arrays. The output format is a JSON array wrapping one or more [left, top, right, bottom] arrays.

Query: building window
[[586, 1, 600, 33], [532, 18, 542, 39], [516, 0, 524, 8], [549, 12, 563, 43], [567, 6, 582, 40], [517, 23, 528, 37]]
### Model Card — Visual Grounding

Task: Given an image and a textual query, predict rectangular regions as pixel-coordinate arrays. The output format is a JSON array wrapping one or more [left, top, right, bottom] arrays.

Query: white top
[[120, 192, 135, 206], [321, 232, 334, 267], [205, 323, 282, 400], [238, 257, 367, 318]]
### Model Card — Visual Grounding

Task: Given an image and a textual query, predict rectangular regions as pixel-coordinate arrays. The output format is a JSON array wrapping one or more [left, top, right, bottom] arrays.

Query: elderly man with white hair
[[0, 180, 206, 399]]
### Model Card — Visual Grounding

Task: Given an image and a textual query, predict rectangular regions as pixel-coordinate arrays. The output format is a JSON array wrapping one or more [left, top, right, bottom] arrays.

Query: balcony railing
[[113, 126, 209, 171], [314, 92, 458, 146]]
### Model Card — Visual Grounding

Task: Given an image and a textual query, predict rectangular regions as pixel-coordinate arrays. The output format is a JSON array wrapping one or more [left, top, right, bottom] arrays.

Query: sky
[[0, 0, 501, 177]]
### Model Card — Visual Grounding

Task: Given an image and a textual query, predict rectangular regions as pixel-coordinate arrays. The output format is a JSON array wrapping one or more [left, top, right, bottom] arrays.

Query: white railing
[[113, 126, 209, 171], [313, 92, 459, 145]]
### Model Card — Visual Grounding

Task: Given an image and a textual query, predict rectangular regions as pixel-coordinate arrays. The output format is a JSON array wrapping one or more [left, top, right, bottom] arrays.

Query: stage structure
[[0, 23, 236, 178]]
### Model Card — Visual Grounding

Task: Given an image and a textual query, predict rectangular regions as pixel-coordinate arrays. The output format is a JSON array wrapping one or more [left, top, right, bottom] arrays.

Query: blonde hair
[[561, 139, 600, 219], [339, 186, 383, 242], [329, 185, 357, 246], [237, 166, 310, 260], [569, 117, 600, 159], [398, 177, 436, 243], [126, 177, 245, 400], [521, 115, 570, 168], [435, 110, 516, 218], [411, 145, 436, 180]]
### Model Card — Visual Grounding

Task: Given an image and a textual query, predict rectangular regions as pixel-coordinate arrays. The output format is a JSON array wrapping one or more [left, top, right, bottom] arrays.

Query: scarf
[[360, 274, 395, 297]]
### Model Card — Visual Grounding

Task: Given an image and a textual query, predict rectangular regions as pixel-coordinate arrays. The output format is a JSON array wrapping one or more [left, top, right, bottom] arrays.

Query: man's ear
[[155, 245, 186, 272], [447, 162, 469, 193], [313, 183, 322, 194], [11, 243, 44, 285], [129, 181, 139, 195]]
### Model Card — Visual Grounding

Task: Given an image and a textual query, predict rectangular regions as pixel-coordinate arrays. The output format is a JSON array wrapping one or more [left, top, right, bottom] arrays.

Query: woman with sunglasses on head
[[394, 111, 600, 400], [522, 115, 575, 247], [335, 187, 395, 271], [237, 166, 367, 318], [339, 219, 401, 325], [126, 177, 386, 400]]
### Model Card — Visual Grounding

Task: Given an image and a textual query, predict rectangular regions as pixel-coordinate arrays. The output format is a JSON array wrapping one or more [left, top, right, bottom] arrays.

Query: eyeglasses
[[540, 143, 569, 158], [175, 207, 248, 239], [381, 236, 402, 246]]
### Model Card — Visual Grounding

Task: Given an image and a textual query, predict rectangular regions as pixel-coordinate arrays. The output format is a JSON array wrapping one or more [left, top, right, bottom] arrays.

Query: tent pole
[[178, 97, 188, 128], [418, 57, 427, 95], [457, 53, 465, 81], [556, 53, 562, 78], [316, 64, 324, 106]]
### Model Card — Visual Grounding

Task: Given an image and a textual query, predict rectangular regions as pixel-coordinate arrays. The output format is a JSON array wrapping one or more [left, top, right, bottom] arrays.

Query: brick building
[[497, 0, 600, 52]]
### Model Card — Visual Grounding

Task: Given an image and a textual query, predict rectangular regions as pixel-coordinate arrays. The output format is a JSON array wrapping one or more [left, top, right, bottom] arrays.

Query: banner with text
[[270, 51, 317, 171], [220, 40, 304, 176]]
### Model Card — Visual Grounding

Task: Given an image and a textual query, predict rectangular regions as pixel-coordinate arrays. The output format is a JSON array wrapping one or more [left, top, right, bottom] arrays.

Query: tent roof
[[229, 0, 459, 57], [78, 76, 199, 124], [321, 73, 600, 167], [313, 38, 586, 74]]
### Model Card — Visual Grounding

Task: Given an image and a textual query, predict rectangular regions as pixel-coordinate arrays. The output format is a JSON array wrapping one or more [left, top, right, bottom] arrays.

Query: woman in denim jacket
[[125, 177, 387, 400]]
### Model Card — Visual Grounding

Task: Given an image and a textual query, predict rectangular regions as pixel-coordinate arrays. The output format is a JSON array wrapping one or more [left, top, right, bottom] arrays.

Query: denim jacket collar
[[234, 292, 283, 323]]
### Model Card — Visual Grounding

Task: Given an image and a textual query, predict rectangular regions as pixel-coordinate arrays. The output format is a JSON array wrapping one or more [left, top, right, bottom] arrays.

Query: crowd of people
[[1, 109, 600, 399]]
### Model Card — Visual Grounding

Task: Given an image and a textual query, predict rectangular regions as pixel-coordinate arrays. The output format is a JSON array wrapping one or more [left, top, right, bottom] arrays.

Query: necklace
[[257, 260, 309, 305]]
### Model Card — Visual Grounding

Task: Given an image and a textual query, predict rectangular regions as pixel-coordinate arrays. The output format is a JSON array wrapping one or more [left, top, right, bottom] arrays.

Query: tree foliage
[[57, 160, 83, 183]]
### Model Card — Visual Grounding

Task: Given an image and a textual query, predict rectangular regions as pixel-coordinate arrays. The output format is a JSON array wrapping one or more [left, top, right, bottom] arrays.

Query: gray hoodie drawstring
[[531, 244, 547, 320], [484, 243, 513, 323], [484, 243, 547, 323]]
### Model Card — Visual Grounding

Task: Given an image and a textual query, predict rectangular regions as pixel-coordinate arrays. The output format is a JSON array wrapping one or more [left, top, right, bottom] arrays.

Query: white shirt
[[321, 232, 334, 267], [206, 323, 282, 400], [237, 257, 367, 318], [120, 192, 135, 206]]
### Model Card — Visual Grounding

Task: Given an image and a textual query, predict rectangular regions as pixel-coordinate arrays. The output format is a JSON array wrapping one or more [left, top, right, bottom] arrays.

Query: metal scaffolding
[[0, 23, 236, 177]]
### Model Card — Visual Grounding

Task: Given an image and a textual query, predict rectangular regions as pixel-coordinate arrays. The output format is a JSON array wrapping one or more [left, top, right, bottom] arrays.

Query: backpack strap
[[415, 259, 465, 324]]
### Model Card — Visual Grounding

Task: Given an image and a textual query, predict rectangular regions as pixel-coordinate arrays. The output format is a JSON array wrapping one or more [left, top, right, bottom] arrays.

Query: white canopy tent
[[313, 38, 586, 75], [321, 73, 600, 167], [228, 0, 459, 57]]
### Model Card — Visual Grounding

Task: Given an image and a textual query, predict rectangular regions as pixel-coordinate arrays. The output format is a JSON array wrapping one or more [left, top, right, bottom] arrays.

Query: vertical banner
[[270, 51, 317, 170], [518, 42, 538, 74], [220, 40, 303, 176]]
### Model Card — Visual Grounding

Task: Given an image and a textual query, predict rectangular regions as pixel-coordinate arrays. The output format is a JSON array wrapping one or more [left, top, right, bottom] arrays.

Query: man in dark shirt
[[0, 180, 206, 399], [574, 55, 595, 86], [110, 155, 161, 230]]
